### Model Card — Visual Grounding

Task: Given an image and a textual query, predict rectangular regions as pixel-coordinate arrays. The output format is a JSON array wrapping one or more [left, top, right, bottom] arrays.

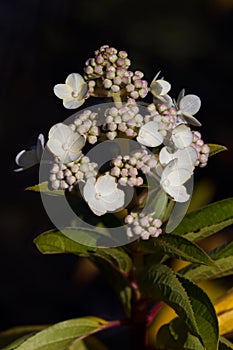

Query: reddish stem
[[146, 302, 163, 326]]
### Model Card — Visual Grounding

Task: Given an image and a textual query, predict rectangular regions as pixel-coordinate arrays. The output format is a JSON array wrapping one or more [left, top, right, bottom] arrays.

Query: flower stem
[[128, 247, 148, 349], [112, 92, 123, 108]]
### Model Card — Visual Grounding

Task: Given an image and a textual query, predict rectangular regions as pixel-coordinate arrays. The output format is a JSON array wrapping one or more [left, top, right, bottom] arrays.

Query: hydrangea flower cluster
[[110, 148, 157, 187], [49, 156, 98, 191], [14, 44, 211, 241], [125, 211, 162, 240], [103, 99, 144, 140], [69, 110, 100, 145], [84, 45, 148, 99]]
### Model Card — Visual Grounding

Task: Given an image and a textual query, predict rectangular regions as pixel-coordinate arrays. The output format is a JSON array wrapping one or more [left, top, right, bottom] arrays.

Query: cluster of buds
[[84, 45, 148, 99], [110, 148, 158, 187], [103, 99, 144, 140], [145, 103, 178, 131], [69, 110, 100, 144], [49, 156, 98, 191], [125, 211, 162, 240], [192, 131, 210, 167]]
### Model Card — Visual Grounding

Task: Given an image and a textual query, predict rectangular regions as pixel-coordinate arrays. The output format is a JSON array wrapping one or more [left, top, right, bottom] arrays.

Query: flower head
[[47, 123, 85, 163], [14, 134, 44, 172], [54, 73, 89, 109], [83, 174, 125, 216], [160, 159, 193, 202]]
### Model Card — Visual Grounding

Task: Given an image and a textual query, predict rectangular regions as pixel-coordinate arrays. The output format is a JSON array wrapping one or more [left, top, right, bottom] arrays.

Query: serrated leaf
[[219, 336, 233, 350], [172, 198, 233, 242], [25, 181, 64, 196], [140, 234, 215, 266], [156, 318, 204, 350], [137, 264, 199, 338], [34, 229, 96, 256], [8, 317, 108, 350], [177, 275, 219, 350], [0, 326, 47, 348], [92, 258, 132, 317], [208, 144, 227, 157], [181, 256, 233, 282]]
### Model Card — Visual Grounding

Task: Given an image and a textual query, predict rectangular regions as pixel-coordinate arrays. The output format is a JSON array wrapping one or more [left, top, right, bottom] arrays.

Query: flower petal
[[182, 114, 202, 127], [36, 134, 45, 161], [78, 82, 89, 100], [67, 133, 85, 153], [88, 197, 107, 216], [48, 123, 72, 143], [159, 147, 173, 165], [102, 188, 125, 211], [54, 84, 73, 99], [166, 167, 192, 186], [63, 98, 85, 109], [83, 177, 96, 202], [165, 184, 190, 202], [150, 79, 171, 96], [95, 174, 117, 196], [65, 73, 85, 91], [46, 138, 64, 158], [160, 146, 198, 171], [179, 94, 201, 116], [137, 121, 163, 147], [161, 159, 192, 186], [172, 124, 193, 149], [15, 149, 37, 170]]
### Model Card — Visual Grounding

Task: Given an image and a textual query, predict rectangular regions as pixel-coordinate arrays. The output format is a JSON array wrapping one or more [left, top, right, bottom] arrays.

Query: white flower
[[54, 73, 89, 109], [150, 72, 173, 107], [160, 159, 193, 202], [159, 146, 198, 171], [47, 123, 85, 163], [83, 174, 125, 216], [137, 121, 164, 147], [14, 134, 44, 172], [171, 124, 193, 149], [177, 92, 201, 126]]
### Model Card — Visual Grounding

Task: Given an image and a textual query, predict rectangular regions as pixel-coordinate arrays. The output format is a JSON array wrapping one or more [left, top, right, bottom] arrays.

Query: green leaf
[[25, 182, 64, 196], [219, 336, 233, 350], [94, 248, 132, 273], [140, 234, 215, 266], [0, 326, 47, 348], [156, 318, 204, 350], [92, 258, 132, 318], [7, 317, 108, 350], [34, 230, 132, 273], [208, 144, 227, 157], [34, 229, 96, 256], [177, 275, 219, 350], [137, 264, 199, 338], [172, 198, 233, 242], [69, 336, 108, 350], [180, 256, 233, 282], [210, 240, 233, 259]]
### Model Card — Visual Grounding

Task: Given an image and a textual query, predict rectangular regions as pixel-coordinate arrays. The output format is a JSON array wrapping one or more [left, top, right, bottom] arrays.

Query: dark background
[[0, 0, 233, 348]]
